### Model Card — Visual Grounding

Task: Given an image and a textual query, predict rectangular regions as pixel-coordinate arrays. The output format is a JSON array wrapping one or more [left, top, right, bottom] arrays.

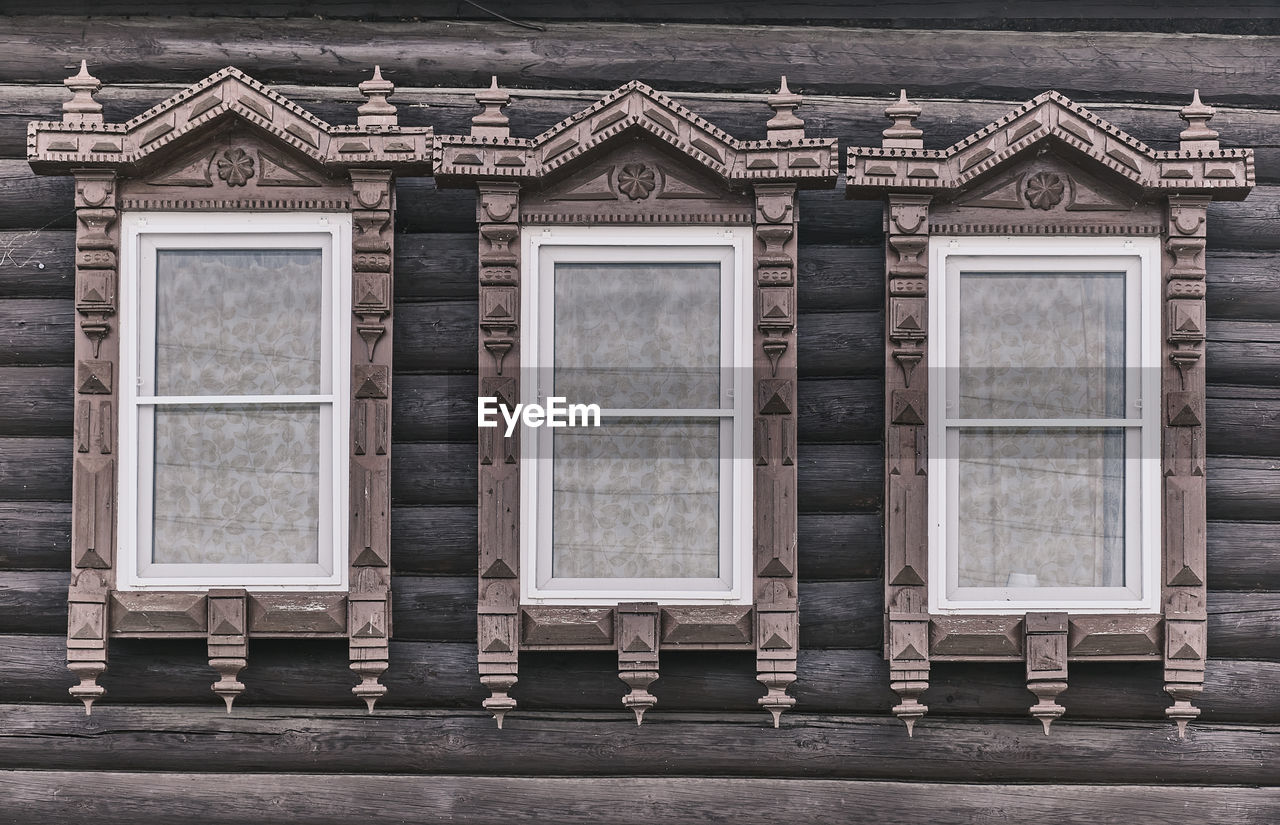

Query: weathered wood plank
[[6, 634, 1279, 722], [0, 706, 1276, 787], [0, 298, 74, 366], [0, 437, 69, 501], [5, 18, 1280, 109], [0, 366, 71, 437], [4, 771, 1280, 825], [3, 571, 1279, 655], [1207, 520, 1280, 591], [0, 501, 68, 571], [12, 1, 1280, 23]]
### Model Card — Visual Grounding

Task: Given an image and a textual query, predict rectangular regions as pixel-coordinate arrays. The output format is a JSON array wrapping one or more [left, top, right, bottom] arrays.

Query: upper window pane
[[956, 271, 1125, 419], [552, 262, 721, 409], [155, 249, 324, 396]]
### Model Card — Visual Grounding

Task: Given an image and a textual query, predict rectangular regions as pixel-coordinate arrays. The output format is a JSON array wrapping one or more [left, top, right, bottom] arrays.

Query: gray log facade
[[0, 4, 1277, 822]]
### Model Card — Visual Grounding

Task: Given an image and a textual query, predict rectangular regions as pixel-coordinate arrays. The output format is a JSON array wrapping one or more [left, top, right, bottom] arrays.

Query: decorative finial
[[766, 75, 805, 142], [883, 89, 924, 149], [472, 75, 511, 139], [1178, 89, 1219, 152], [357, 65, 398, 128], [63, 60, 103, 124]]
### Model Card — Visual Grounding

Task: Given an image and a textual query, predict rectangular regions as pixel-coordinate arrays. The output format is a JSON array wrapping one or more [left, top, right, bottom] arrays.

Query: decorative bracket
[[617, 602, 660, 725]]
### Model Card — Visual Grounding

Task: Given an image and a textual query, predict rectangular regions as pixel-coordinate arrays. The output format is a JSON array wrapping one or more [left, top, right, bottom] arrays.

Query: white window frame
[[520, 226, 753, 605], [928, 235, 1161, 614], [117, 212, 351, 591]]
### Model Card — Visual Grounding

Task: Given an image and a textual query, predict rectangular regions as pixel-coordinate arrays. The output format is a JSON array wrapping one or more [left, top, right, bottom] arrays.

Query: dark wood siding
[[0, 8, 1277, 823]]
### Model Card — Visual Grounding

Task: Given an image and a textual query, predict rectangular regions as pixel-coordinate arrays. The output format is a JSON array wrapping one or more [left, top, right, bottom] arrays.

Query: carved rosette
[[753, 183, 800, 727], [884, 192, 932, 735], [1163, 194, 1210, 738], [476, 182, 522, 728], [68, 169, 120, 714], [349, 170, 395, 712]]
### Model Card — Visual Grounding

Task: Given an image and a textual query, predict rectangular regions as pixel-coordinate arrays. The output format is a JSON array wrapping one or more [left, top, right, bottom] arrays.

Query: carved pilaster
[[617, 602, 660, 725], [207, 589, 248, 712], [884, 192, 932, 734], [477, 181, 521, 727], [67, 169, 120, 713], [1025, 612, 1068, 734], [348, 170, 394, 711], [1163, 194, 1210, 738], [752, 183, 799, 727]]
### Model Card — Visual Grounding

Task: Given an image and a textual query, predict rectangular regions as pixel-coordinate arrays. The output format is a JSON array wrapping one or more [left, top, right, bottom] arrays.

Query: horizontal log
[[4, 771, 1280, 825], [1206, 520, 1280, 591], [0, 501, 68, 571], [7, 17, 1280, 110], [0, 437, 69, 501], [0, 298, 74, 366], [3, 571, 1279, 655], [6, 633, 1279, 723], [0, 704, 1276, 787], [0, 366, 71, 437], [11, 1, 1280, 24]]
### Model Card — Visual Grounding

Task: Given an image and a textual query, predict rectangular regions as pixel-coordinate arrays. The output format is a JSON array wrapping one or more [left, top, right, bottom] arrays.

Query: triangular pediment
[[30, 66, 432, 175], [435, 80, 839, 187], [951, 148, 1139, 214], [848, 90, 1253, 199]]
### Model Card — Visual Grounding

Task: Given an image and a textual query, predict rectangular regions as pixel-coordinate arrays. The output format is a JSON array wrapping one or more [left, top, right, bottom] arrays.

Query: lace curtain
[[953, 271, 1126, 589], [149, 250, 324, 566], [549, 263, 723, 580]]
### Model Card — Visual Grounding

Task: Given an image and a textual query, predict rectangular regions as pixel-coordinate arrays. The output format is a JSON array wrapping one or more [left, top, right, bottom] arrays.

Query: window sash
[[521, 227, 752, 605], [117, 213, 350, 590], [928, 238, 1161, 614]]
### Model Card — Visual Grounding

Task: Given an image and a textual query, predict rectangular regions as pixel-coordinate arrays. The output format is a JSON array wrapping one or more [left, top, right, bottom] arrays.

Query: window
[[118, 213, 350, 589], [32, 64, 424, 713], [438, 78, 836, 726], [521, 227, 752, 604], [847, 89, 1252, 735], [929, 237, 1161, 613]]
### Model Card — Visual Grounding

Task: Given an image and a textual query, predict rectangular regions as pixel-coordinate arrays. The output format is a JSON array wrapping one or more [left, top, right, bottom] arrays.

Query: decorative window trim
[[847, 90, 1253, 737], [29, 63, 431, 713], [436, 78, 836, 727], [520, 225, 754, 606], [928, 236, 1163, 614]]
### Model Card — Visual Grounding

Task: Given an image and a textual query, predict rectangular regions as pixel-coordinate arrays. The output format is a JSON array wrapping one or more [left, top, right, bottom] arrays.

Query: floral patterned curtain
[[953, 271, 1126, 588], [549, 263, 723, 580], [149, 250, 324, 566]]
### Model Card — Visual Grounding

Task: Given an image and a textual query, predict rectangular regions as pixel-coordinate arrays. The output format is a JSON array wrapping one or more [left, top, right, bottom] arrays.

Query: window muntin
[[118, 213, 351, 590], [929, 237, 1161, 613], [522, 227, 752, 604]]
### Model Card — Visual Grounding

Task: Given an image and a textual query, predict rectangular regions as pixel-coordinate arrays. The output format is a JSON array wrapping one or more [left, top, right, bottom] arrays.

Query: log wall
[[0, 8, 1277, 823]]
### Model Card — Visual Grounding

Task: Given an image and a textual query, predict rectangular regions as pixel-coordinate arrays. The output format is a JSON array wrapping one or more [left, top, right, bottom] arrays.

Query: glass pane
[[156, 249, 324, 396], [955, 427, 1125, 588], [553, 263, 721, 409], [957, 271, 1125, 418], [551, 417, 721, 579], [151, 404, 320, 565]]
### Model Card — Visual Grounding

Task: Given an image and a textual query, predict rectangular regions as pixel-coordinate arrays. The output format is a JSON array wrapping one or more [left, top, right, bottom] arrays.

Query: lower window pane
[[151, 404, 321, 565], [955, 427, 1125, 589], [551, 417, 721, 580]]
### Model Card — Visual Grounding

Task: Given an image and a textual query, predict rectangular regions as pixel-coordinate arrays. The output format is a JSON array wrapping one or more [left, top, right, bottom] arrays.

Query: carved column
[[68, 167, 119, 714], [884, 191, 932, 735], [1025, 612, 1068, 733], [207, 589, 248, 711], [752, 182, 799, 727], [348, 170, 395, 711], [617, 602, 660, 724], [1163, 193, 1210, 738], [476, 181, 522, 728]]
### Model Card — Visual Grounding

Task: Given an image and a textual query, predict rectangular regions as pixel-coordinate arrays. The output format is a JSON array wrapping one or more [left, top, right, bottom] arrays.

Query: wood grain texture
[[2, 573, 1279, 654], [5, 17, 1280, 108], [0, 706, 1276, 785], [3, 771, 1280, 824], [3, 633, 1278, 721], [0, 501, 68, 571]]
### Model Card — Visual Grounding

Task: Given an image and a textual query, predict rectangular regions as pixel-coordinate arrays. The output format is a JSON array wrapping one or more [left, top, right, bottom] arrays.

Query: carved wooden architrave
[[847, 90, 1253, 736], [29, 64, 431, 713], [435, 78, 836, 727]]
